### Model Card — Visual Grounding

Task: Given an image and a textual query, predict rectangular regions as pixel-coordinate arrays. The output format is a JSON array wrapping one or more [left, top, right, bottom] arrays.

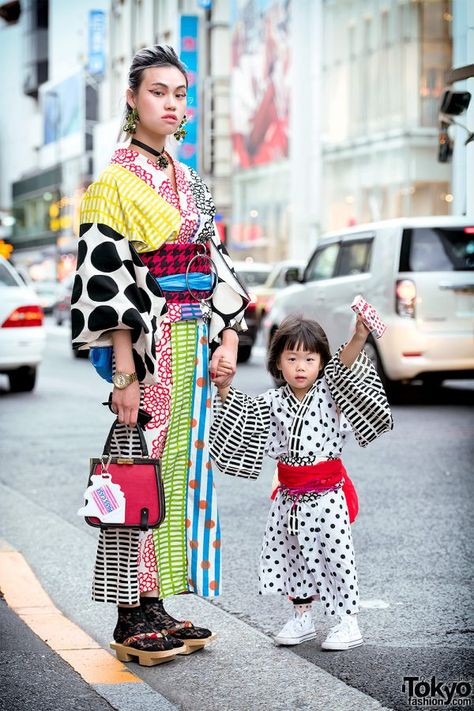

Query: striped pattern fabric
[[80, 163, 181, 252], [92, 529, 140, 604], [153, 321, 197, 597], [186, 322, 221, 596], [324, 349, 393, 447], [92, 419, 145, 604], [210, 390, 271, 480]]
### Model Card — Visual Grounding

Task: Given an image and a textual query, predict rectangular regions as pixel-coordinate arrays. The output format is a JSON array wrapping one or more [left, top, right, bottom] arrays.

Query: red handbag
[[80, 420, 165, 531]]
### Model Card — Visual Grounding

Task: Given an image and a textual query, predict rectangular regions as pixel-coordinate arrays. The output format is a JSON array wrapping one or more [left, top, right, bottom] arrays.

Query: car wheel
[[8, 366, 37, 393], [237, 345, 252, 363], [363, 339, 404, 403]]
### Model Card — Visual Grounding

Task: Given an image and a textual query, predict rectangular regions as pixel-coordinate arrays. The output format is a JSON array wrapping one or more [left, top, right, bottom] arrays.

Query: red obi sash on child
[[274, 459, 359, 525]]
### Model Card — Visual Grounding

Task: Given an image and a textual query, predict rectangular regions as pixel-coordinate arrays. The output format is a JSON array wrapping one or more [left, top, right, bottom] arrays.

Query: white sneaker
[[273, 611, 317, 646], [321, 615, 363, 651]]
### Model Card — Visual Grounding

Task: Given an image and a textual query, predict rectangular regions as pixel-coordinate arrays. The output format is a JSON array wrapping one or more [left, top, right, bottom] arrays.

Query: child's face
[[277, 346, 322, 400]]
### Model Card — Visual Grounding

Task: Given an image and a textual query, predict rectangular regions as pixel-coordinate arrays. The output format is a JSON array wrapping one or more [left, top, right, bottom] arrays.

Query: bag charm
[[78, 456, 126, 524], [351, 295, 387, 339]]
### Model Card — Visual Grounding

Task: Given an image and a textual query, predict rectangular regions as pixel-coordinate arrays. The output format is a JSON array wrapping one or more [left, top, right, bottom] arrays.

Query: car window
[[337, 240, 372, 276], [400, 227, 474, 272], [0, 262, 20, 287], [238, 270, 271, 287], [305, 243, 339, 282]]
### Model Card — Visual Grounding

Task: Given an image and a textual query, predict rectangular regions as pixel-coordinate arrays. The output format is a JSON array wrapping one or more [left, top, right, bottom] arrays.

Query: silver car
[[263, 217, 474, 398]]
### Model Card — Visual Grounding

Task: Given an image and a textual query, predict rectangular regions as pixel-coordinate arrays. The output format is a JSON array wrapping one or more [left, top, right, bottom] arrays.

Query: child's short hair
[[267, 315, 331, 382]]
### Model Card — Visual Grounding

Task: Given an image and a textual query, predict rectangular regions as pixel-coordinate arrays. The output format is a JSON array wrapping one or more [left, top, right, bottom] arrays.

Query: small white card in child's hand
[[351, 295, 387, 339]]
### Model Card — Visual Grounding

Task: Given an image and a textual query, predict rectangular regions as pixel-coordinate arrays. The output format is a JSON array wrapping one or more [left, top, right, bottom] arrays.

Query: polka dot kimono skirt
[[259, 487, 360, 618]]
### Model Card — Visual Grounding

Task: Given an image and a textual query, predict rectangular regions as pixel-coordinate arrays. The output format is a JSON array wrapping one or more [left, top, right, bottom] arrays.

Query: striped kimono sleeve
[[324, 348, 393, 447], [209, 388, 271, 479]]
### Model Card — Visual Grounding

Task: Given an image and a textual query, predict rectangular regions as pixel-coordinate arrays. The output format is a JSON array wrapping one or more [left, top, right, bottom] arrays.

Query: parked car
[[254, 260, 306, 325], [33, 280, 61, 314], [233, 261, 273, 362], [53, 273, 75, 325], [263, 217, 474, 399], [0, 256, 46, 392]]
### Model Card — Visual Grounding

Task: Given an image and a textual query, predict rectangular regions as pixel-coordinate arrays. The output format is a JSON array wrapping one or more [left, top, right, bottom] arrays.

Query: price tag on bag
[[78, 472, 126, 523]]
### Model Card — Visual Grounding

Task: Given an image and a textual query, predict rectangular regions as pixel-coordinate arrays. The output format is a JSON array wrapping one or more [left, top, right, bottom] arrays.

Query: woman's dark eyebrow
[[150, 81, 187, 90]]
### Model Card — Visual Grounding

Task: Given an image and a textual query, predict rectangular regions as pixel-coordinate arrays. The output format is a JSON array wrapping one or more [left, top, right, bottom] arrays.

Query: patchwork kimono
[[210, 350, 393, 617], [72, 147, 249, 603]]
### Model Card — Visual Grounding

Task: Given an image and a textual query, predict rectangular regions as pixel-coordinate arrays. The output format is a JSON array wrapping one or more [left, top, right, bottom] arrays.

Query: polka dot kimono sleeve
[[71, 175, 166, 384]]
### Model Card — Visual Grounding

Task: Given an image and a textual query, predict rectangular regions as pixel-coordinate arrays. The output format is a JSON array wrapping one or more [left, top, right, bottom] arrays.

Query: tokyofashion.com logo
[[402, 676, 472, 706]]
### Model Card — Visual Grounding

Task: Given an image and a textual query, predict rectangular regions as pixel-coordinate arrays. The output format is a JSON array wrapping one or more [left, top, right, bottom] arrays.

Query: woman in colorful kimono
[[72, 45, 249, 665], [210, 314, 393, 651]]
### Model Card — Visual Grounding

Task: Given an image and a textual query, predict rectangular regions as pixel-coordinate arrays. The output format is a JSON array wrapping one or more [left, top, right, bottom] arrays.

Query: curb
[[0, 542, 177, 711]]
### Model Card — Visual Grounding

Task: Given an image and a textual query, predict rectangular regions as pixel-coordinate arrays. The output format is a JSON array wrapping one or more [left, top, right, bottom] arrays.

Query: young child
[[209, 313, 393, 651]]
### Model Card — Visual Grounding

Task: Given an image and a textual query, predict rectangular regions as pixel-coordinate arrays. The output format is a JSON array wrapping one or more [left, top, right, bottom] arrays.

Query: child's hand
[[354, 313, 370, 342], [339, 315, 371, 369], [213, 358, 235, 388]]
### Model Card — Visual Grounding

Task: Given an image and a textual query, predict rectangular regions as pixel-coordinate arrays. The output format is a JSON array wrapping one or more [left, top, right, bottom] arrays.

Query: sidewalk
[[0, 545, 176, 711], [0, 596, 116, 711], [0, 479, 393, 711]]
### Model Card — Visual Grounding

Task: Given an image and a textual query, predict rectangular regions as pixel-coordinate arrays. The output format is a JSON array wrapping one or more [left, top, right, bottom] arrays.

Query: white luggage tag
[[78, 456, 126, 523]]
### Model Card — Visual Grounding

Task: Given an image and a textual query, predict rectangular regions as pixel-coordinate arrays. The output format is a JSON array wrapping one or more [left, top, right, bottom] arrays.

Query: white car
[[0, 256, 46, 392], [263, 217, 474, 399]]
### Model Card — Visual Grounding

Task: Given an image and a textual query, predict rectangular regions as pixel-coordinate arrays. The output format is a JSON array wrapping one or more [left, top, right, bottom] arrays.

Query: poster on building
[[178, 15, 199, 171], [230, 0, 291, 169]]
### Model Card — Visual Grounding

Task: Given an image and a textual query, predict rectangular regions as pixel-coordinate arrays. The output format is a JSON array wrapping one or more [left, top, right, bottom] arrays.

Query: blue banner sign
[[88, 10, 106, 77], [178, 15, 199, 171]]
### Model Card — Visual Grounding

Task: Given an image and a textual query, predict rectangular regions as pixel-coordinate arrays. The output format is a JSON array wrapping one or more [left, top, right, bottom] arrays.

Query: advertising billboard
[[230, 0, 291, 169], [43, 73, 83, 145]]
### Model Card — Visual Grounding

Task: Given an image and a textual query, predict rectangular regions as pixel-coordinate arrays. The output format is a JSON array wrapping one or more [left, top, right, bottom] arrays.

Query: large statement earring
[[123, 107, 139, 134], [174, 115, 187, 142]]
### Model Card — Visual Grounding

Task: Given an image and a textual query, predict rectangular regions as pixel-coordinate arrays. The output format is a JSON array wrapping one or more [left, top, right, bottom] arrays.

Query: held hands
[[111, 381, 140, 427], [210, 343, 237, 388], [212, 357, 235, 388]]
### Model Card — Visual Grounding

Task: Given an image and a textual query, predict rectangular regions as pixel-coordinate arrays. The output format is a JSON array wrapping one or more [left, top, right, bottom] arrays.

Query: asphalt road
[[0, 320, 473, 711]]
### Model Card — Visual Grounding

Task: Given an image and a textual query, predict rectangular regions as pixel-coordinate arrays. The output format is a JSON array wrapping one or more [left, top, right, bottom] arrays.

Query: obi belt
[[140, 243, 214, 321], [274, 460, 359, 534]]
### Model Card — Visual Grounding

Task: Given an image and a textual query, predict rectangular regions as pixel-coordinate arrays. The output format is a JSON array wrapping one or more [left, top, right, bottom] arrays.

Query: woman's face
[[127, 65, 187, 138]]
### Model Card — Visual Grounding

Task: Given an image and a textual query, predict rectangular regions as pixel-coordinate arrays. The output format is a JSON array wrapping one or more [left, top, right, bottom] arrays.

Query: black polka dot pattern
[[88, 305, 119, 332], [90, 242, 122, 273], [259, 487, 359, 618], [87, 275, 119, 302]]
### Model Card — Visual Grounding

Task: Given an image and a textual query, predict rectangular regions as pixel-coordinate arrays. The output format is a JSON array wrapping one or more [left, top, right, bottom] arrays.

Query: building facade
[[0, 0, 108, 281], [321, 0, 454, 232]]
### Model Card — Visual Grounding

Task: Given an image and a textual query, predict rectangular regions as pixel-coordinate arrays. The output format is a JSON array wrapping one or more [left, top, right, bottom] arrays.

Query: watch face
[[115, 373, 126, 388]]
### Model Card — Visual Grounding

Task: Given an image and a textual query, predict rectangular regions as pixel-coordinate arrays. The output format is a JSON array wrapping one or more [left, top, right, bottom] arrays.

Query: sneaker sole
[[274, 631, 318, 646], [321, 637, 363, 651]]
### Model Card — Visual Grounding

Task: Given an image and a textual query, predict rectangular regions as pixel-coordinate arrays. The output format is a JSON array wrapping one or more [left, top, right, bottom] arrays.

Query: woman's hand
[[111, 381, 141, 427]]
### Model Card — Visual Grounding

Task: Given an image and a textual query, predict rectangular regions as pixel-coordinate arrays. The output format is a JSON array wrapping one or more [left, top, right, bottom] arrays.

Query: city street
[[0, 321, 473, 711]]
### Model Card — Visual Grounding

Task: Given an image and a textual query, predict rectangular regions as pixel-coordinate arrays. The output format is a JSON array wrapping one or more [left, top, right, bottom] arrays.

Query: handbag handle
[[102, 419, 149, 457]]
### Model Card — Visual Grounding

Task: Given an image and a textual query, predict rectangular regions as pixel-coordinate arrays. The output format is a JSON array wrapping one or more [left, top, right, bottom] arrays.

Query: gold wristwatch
[[112, 371, 138, 389]]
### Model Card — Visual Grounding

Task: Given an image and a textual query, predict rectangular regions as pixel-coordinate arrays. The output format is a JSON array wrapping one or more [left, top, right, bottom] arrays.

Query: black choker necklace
[[130, 138, 169, 169]]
